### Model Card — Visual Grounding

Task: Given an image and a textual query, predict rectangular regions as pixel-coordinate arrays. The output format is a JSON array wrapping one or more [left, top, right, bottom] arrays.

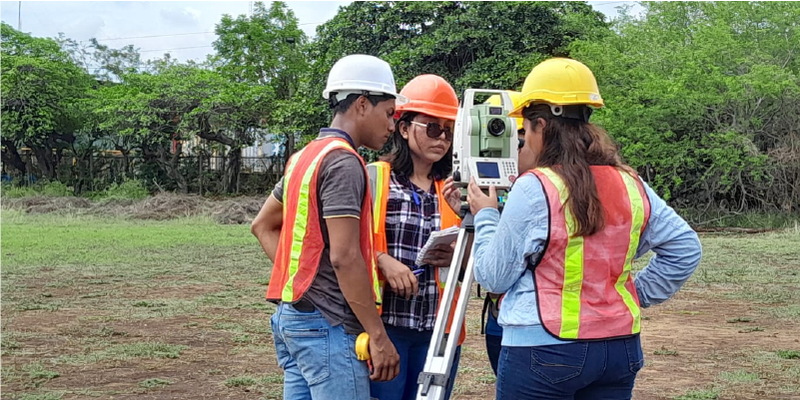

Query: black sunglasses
[[518, 138, 525, 150], [410, 121, 453, 142]]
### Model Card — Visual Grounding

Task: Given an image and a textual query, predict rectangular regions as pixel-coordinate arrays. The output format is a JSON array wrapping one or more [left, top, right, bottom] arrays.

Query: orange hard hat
[[395, 74, 459, 121]]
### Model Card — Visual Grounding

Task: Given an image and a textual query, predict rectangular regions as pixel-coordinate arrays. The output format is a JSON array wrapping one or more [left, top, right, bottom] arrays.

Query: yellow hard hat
[[485, 90, 524, 132], [509, 58, 603, 118]]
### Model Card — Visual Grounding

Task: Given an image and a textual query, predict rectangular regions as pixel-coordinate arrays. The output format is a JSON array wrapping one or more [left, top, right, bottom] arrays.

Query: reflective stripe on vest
[[530, 166, 650, 340], [432, 177, 461, 289], [368, 162, 391, 256], [367, 161, 465, 344], [266, 137, 382, 307]]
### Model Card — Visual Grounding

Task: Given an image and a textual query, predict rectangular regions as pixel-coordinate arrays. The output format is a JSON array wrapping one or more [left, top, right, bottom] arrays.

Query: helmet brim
[[323, 89, 409, 106], [395, 100, 458, 121], [509, 97, 604, 118], [394, 93, 410, 105]]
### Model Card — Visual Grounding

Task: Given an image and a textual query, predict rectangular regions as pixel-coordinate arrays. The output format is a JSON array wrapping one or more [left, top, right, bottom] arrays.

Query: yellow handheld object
[[355, 332, 371, 360]]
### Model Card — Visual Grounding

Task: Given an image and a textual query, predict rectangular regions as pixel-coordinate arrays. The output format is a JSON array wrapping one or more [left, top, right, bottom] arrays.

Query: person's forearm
[[251, 195, 283, 263], [333, 258, 388, 338], [253, 226, 281, 263]]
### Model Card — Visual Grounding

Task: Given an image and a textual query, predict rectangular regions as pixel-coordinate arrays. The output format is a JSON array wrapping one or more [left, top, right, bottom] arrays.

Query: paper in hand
[[415, 226, 460, 266]]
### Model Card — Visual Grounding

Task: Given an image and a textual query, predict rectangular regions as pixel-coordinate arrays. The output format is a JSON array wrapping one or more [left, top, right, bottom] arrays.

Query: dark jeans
[[370, 326, 461, 400], [496, 336, 644, 400], [485, 333, 502, 376], [484, 299, 503, 376]]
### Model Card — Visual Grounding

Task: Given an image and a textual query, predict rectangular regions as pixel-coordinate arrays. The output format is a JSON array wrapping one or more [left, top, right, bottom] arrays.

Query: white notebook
[[415, 226, 461, 266]]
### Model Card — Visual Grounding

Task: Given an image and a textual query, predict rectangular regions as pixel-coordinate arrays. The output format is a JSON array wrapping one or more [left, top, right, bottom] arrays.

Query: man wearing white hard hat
[[253, 54, 408, 400]]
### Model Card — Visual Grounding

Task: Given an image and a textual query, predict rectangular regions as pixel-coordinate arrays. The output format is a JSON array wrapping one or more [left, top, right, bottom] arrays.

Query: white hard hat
[[322, 54, 409, 105]]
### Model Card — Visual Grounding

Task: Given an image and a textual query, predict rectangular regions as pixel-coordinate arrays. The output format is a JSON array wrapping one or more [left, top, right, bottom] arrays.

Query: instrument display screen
[[476, 162, 500, 178]]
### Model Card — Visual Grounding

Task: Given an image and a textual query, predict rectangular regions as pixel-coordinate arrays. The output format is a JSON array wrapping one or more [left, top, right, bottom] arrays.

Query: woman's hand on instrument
[[377, 253, 418, 300], [442, 177, 462, 214], [467, 177, 498, 214], [423, 243, 455, 267]]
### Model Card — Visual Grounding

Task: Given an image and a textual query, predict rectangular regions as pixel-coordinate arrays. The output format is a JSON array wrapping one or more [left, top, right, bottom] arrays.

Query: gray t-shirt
[[272, 130, 367, 334]]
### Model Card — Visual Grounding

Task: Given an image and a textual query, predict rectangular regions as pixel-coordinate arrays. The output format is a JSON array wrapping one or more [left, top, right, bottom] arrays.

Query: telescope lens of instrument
[[487, 118, 506, 137]]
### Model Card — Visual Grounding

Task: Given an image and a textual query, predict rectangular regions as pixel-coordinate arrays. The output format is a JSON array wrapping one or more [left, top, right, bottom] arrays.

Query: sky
[[1, 1, 640, 64]]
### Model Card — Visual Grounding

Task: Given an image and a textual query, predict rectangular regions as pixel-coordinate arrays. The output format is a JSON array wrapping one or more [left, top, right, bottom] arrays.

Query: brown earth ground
[[4, 285, 799, 399], [2, 202, 798, 400]]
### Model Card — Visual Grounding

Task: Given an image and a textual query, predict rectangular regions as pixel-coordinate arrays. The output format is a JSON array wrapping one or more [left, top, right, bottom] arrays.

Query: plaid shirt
[[381, 171, 442, 331]]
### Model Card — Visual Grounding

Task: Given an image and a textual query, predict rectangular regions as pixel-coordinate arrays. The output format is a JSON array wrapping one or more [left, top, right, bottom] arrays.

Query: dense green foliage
[[1, 1, 798, 218], [571, 2, 800, 213]]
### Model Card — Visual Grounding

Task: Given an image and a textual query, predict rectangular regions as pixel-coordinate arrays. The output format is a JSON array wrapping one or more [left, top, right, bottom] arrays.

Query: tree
[[1, 23, 92, 181], [212, 1, 308, 166], [299, 1, 607, 151], [570, 1, 800, 214], [54, 38, 148, 193], [92, 64, 271, 193], [58, 35, 145, 82], [182, 71, 273, 194]]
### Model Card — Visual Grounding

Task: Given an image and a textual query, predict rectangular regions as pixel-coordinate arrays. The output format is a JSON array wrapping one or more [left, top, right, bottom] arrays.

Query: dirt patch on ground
[[17, 276, 227, 305], [3, 301, 278, 400], [3, 217, 798, 399], [9, 286, 796, 400], [633, 289, 800, 400], [2, 193, 267, 224], [445, 286, 800, 400]]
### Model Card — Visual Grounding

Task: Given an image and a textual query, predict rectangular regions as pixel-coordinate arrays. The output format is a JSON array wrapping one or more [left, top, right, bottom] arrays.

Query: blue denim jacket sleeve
[[473, 174, 548, 294], [633, 180, 703, 308]]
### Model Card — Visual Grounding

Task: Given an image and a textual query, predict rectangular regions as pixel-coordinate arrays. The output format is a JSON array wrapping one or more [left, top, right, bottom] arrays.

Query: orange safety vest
[[265, 137, 382, 308], [367, 161, 466, 345], [528, 166, 650, 340]]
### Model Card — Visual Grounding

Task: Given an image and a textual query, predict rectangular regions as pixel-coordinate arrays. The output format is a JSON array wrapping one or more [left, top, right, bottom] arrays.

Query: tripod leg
[[416, 228, 475, 400]]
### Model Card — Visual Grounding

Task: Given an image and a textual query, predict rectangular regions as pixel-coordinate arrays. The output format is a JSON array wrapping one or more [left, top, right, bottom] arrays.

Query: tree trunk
[[117, 146, 131, 177], [223, 147, 242, 194], [141, 142, 188, 193], [1, 138, 27, 176], [79, 152, 91, 195], [32, 145, 57, 180], [196, 126, 245, 194], [168, 142, 188, 194], [284, 133, 295, 169], [71, 147, 92, 195]]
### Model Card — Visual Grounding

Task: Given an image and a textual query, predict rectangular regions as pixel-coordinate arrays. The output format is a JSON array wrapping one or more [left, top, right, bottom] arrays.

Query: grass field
[[1, 210, 799, 400]]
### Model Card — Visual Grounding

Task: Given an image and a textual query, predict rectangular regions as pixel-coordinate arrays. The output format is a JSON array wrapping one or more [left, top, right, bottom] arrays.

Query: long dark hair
[[380, 112, 453, 180], [523, 104, 631, 237]]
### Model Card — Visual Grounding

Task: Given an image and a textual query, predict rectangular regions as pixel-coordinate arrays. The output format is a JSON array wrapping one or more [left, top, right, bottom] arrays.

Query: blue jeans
[[496, 336, 644, 400], [271, 303, 371, 400], [369, 326, 461, 400]]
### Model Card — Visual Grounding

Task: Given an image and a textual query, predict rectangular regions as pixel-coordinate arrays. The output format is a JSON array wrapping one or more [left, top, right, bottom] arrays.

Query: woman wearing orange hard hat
[[368, 74, 464, 400], [467, 58, 702, 399]]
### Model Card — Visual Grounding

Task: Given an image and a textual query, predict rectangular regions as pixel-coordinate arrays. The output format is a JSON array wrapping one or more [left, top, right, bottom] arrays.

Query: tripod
[[415, 205, 477, 400]]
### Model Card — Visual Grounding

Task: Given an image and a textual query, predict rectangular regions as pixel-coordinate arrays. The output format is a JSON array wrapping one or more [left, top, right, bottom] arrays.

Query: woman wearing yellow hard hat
[[466, 58, 702, 399]]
